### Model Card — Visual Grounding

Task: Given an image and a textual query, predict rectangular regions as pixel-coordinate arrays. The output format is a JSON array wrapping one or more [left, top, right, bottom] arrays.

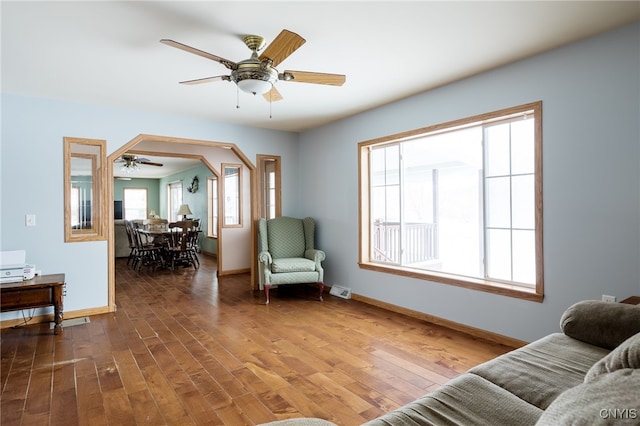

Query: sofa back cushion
[[468, 333, 609, 410], [584, 331, 640, 382], [535, 369, 640, 426]]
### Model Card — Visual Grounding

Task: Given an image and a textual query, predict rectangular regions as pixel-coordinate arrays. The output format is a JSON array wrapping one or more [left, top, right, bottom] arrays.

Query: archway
[[106, 134, 257, 312]]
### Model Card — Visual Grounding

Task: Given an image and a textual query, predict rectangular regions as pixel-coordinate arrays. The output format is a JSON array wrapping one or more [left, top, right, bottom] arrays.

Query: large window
[[123, 188, 148, 220], [359, 102, 543, 301]]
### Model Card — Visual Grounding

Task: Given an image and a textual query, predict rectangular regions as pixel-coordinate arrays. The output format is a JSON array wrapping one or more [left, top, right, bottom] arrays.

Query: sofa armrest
[[560, 300, 640, 349]]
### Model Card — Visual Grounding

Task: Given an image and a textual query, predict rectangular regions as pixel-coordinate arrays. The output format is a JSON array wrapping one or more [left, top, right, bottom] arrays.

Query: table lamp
[[176, 204, 192, 221]]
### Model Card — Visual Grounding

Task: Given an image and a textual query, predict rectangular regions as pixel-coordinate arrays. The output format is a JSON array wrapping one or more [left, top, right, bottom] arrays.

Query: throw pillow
[[585, 331, 640, 382], [560, 301, 640, 349], [536, 369, 640, 426]]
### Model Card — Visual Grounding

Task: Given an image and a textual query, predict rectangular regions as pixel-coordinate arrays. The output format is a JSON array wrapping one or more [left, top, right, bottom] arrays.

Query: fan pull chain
[[269, 85, 272, 119], [236, 85, 240, 109]]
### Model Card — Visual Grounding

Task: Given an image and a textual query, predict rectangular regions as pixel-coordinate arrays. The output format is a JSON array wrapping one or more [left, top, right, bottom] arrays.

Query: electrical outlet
[[25, 214, 36, 227], [602, 294, 616, 303]]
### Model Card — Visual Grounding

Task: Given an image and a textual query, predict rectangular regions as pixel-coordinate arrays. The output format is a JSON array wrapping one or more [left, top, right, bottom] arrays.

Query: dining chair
[[131, 225, 164, 271], [165, 222, 199, 270]]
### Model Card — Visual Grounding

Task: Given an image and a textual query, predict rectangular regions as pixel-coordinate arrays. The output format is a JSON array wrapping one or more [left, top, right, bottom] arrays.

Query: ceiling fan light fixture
[[236, 78, 273, 95], [120, 162, 139, 173], [231, 55, 278, 95]]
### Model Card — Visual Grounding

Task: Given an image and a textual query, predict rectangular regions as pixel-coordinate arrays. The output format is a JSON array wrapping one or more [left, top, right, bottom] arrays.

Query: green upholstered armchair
[[258, 216, 325, 304]]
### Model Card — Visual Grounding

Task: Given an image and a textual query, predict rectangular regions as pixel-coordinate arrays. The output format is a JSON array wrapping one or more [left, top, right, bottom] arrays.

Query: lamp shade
[[176, 204, 192, 217]]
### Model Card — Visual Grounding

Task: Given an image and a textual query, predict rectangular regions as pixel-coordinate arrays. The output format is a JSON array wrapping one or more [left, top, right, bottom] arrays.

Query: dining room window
[[168, 181, 183, 222], [123, 188, 147, 220]]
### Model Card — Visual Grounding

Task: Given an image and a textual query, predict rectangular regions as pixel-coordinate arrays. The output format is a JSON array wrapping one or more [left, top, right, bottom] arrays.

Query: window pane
[[511, 119, 534, 175], [437, 166, 482, 277], [124, 188, 147, 220], [487, 228, 511, 281], [223, 164, 241, 226], [485, 124, 510, 177], [486, 176, 510, 228], [168, 182, 182, 222], [512, 174, 534, 229], [385, 146, 400, 185], [370, 148, 386, 187], [512, 229, 535, 284]]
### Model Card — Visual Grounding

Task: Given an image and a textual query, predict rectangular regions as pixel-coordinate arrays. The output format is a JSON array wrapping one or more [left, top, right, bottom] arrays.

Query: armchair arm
[[305, 249, 325, 264], [258, 251, 273, 265], [560, 300, 640, 349]]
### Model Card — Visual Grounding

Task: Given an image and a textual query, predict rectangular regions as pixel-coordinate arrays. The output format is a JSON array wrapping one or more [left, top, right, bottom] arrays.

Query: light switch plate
[[25, 214, 36, 227]]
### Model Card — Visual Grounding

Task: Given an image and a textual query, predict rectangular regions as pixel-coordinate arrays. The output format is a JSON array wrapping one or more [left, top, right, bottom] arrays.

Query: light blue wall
[[1, 23, 638, 343], [0, 96, 299, 318], [298, 23, 640, 342]]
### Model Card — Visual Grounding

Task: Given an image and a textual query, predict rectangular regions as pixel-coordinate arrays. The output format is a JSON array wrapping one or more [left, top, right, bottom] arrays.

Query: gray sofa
[[114, 219, 131, 258], [364, 300, 640, 426]]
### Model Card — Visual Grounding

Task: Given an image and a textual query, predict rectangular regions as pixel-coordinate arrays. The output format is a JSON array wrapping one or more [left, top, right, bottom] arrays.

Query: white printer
[[0, 250, 36, 283]]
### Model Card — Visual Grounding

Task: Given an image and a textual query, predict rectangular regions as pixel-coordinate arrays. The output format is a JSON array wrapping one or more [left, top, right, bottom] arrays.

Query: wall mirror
[[64, 137, 107, 242], [222, 163, 242, 227]]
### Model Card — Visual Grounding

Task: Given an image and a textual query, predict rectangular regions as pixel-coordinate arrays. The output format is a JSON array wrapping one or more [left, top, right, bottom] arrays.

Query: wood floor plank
[[127, 389, 166, 425], [24, 365, 52, 416], [76, 370, 109, 426], [1, 255, 516, 425], [112, 349, 148, 394], [103, 387, 137, 426], [50, 363, 79, 424]]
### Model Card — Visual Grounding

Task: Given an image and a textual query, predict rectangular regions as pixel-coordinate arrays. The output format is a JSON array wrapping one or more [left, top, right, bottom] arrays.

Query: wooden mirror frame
[[257, 154, 282, 219], [64, 137, 107, 242]]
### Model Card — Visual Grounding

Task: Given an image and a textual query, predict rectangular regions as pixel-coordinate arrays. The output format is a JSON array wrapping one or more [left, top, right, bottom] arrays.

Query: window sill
[[358, 262, 543, 303]]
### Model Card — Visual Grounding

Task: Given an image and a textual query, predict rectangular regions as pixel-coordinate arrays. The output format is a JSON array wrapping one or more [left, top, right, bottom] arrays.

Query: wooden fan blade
[[179, 75, 229, 85], [283, 70, 346, 86], [262, 86, 283, 102], [259, 30, 305, 67], [160, 39, 237, 70], [138, 161, 163, 167]]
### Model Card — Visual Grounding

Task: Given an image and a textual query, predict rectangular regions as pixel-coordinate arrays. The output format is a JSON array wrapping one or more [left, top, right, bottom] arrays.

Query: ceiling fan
[[160, 29, 346, 102], [115, 154, 163, 173]]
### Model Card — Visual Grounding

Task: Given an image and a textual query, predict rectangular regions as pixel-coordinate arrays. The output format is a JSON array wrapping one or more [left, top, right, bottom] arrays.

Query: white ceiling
[[114, 154, 202, 179], [2, 1, 639, 133]]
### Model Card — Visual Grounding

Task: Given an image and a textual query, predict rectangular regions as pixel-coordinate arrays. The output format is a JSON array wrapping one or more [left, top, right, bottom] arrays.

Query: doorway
[[106, 134, 258, 312]]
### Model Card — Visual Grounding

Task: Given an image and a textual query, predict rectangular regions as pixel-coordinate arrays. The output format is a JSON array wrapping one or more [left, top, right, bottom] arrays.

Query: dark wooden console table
[[1, 273, 65, 334]]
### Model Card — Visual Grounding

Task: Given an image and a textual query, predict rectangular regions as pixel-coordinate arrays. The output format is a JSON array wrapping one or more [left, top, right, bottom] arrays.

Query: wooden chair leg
[[264, 285, 271, 305], [318, 282, 324, 302]]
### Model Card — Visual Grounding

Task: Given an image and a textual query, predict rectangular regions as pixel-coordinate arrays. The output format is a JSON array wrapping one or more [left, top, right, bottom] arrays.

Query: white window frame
[[358, 102, 543, 302]]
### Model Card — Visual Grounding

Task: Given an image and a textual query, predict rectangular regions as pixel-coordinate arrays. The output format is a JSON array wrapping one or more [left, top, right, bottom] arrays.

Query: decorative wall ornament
[[187, 175, 199, 193]]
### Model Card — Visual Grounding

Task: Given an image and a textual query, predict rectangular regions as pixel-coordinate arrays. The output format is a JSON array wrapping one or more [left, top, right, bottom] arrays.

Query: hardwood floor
[[1, 255, 516, 425]]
